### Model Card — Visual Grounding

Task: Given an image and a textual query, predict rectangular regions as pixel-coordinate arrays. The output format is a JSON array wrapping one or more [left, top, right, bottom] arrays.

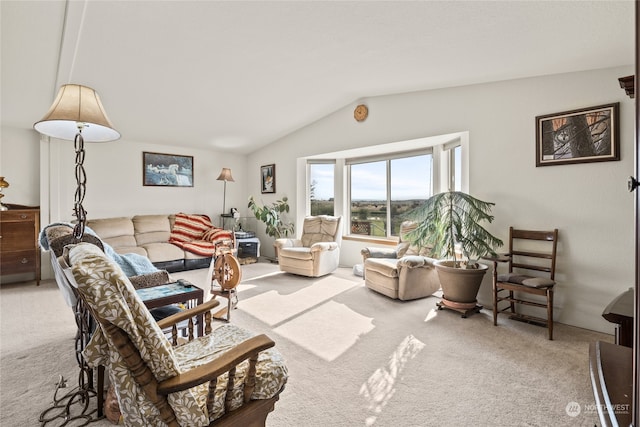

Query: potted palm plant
[[405, 191, 503, 316]]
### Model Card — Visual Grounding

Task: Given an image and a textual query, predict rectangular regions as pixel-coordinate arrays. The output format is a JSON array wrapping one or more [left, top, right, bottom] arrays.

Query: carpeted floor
[[1, 261, 611, 426]]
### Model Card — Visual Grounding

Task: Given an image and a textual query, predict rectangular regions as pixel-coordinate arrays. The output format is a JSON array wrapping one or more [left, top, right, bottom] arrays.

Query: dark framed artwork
[[143, 152, 194, 187], [535, 103, 620, 167], [261, 164, 276, 194]]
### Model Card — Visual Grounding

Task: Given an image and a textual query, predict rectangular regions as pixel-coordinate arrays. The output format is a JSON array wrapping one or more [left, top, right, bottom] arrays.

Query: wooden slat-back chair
[[490, 227, 559, 340]]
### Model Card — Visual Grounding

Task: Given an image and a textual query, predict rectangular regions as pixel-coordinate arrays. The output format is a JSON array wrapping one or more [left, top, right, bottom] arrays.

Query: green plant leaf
[[404, 191, 503, 265], [246, 195, 295, 238]]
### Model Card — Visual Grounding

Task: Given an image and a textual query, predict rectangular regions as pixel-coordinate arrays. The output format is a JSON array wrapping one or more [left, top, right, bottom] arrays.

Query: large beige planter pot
[[434, 260, 488, 317]]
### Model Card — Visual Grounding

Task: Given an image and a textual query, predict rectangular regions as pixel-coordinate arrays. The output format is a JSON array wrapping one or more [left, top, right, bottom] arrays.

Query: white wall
[[2, 131, 248, 281], [0, 126, 41, 206], [247, 66, 635, 334], [40, 137, 247, 226]]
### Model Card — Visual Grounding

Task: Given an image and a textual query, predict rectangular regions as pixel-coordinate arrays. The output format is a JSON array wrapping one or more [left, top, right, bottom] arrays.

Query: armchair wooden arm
[[156, 298, 221, 341], [158, 334, 275, 393], [103, 322, 279, 427]]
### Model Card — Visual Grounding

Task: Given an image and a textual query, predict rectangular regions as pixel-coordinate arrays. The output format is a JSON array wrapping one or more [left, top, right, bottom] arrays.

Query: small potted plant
[[248, 196, 294, 260], [405, 191, 503, 316]]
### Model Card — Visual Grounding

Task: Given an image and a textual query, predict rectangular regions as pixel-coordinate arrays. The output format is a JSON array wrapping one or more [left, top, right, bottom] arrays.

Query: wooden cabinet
[[602, 287, 633, 347], [0, 205, 40, 284]]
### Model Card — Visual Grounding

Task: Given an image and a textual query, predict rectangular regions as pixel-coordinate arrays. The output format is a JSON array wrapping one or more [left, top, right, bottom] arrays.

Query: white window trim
[[300, 131, 469, 240]]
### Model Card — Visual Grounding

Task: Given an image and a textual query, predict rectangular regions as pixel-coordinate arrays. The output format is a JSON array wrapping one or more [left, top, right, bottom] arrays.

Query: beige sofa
[[86, 214, 217, 272]]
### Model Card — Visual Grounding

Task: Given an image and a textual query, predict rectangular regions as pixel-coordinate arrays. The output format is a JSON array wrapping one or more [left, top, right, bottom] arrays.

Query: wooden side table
[[0, 204, 41, 285], [136, 281, 204, 336]]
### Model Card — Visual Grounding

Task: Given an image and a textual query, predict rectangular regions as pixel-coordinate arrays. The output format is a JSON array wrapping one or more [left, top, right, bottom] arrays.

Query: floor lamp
[[34, 84, 119, 425], [34, 84, 120, 239], [217, 167, 234, 216]]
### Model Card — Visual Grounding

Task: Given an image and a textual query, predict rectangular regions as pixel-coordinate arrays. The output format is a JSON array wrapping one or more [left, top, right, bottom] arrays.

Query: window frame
[[302, 131, 467, 243], [346, 148, 433, 239], [443, 140, 462, 192], [307, 160, 336, 216]]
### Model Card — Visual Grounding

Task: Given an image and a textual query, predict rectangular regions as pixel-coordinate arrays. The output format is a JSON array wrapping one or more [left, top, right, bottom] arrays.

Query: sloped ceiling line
[[2, 1, 634, 155], [55, 0, 89, 93]]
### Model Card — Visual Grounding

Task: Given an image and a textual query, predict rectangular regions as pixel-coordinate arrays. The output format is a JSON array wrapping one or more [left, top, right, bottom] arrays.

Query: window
[[444, 143, 462, 191], [453, 145, 461, 191], [309, 162, 335, 215], [349, 152, 432, 238], [390, 155, 432, 234], [303, 131, 466, 241], [350, 161, 387, 236]]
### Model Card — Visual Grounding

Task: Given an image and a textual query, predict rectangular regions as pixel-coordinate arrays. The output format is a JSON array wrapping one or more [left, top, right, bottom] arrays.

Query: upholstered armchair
[[274, 215, 342, 277], [66, 242, 288, 426], [361, 221, 441, 301]]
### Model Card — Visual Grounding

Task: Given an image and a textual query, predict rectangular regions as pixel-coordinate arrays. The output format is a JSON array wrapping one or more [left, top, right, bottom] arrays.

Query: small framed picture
[[261, 164, 276, 194], [143, 152, 194, 187], [535, 103, 620, 167]]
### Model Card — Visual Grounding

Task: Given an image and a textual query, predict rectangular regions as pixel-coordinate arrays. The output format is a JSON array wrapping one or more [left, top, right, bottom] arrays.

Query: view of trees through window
[[307, 139, 461, 239], [350, 154, 432, 237], [309, 163, 335, 215]]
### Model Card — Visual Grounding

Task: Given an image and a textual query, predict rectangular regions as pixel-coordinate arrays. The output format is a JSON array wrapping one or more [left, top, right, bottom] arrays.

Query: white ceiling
[[1, 1, 634, 155]]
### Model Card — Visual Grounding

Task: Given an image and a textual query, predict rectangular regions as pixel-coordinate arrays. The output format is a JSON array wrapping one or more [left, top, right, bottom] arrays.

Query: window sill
[[342, 235, 398, 246]]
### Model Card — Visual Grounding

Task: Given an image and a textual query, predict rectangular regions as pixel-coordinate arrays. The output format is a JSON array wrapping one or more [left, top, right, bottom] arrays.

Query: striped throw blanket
[[169, 213, 234, 257]]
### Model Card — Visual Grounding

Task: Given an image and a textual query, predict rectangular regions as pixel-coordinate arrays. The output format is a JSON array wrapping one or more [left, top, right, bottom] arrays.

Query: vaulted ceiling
[[1, 1, 634, 155]]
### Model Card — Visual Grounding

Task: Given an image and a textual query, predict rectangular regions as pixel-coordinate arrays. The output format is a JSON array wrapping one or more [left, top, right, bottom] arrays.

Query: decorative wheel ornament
[[213, 253, 242, 290]]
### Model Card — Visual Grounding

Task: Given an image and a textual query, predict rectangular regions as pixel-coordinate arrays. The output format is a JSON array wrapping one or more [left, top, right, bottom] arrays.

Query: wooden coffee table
[[136, 281, 204, 336]]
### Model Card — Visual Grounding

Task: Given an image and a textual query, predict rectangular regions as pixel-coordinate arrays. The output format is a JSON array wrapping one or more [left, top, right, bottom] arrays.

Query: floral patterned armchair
[[66, 242, 288, 426]]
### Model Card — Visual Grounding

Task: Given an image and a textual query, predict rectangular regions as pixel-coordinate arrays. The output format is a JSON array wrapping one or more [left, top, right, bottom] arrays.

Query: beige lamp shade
[[217, 168, 234, 182], [34, 84, 120, 142]]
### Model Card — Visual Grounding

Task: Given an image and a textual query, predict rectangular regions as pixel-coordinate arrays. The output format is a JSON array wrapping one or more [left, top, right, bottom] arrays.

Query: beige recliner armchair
[[361, 221, 440, 300], [274, 215, 342, 277]]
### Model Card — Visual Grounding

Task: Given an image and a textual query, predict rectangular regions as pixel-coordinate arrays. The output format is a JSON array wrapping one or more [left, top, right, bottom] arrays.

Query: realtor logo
[[566, 401, 581, 417]]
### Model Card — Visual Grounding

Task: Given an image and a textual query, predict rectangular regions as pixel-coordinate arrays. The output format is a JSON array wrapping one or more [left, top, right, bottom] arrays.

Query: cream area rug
[[1, 261, 611, 426]]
